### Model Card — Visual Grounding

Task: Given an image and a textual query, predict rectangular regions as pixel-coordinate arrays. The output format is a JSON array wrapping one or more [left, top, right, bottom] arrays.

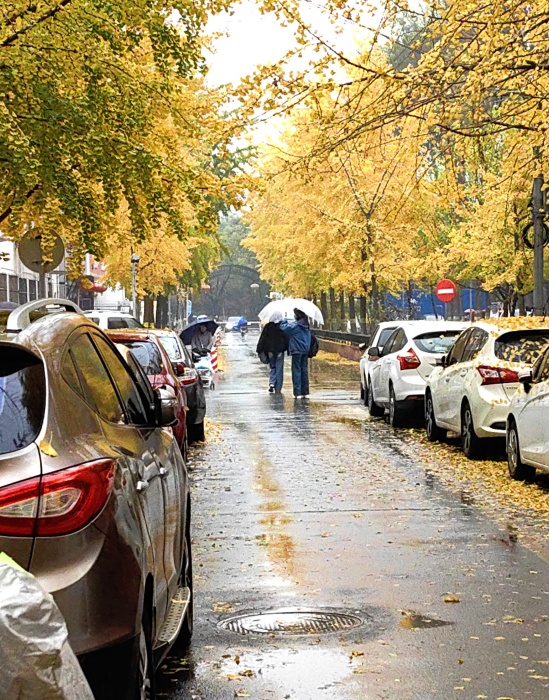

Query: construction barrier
[[211, 347, 218, 371]]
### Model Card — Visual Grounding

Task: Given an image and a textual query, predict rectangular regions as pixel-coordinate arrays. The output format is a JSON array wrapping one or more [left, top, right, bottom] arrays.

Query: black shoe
[[268, 385, 275, 393]]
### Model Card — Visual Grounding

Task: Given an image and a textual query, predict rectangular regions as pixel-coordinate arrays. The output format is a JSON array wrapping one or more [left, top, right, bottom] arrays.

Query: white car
[[84, 310, 143, 330], [368, 320, 468, 427], [359, 321, 400, 406], [425, 318, 549, 459], [506, 342, 549, 480]]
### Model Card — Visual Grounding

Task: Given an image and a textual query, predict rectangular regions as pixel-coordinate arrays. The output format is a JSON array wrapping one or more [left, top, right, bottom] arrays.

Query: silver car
[[0, 299, 192, 699]]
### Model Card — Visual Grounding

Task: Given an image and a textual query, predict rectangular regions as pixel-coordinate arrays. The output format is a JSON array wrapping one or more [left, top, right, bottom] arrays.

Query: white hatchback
[[368, 320, 468, 427], [359, 321, 400, 406], [425, 318, 549, 459], [506, 342, 549, 480]]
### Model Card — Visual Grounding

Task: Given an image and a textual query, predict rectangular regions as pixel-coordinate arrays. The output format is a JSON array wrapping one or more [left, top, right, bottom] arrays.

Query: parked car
[[359, 321, 400, 406], [425, 318, 549, 458], [106, 329, 188, 459], [506, 342, 549, 480], [0, 298, 193, 700], [151, 329, 207, 443], [368, 320, 468, 426], [84, 310, 143, 330], [224, 316, 241, 332]]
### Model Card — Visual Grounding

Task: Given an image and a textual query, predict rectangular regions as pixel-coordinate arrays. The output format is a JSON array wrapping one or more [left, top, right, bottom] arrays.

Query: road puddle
[[399, 611, 453, 629]]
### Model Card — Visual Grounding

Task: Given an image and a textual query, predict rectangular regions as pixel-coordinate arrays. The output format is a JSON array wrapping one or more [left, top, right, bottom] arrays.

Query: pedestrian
[[190, 324, 213, 353], [256, 311, 288, 393], [281, 308, 312, 399]]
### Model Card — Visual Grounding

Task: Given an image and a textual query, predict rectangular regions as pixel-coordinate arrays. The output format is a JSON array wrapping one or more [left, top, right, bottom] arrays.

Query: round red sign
[[435, 278, 457, 303]]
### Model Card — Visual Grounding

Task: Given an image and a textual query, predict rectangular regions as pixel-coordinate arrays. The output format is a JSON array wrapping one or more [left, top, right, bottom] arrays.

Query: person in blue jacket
[[281, 308, 312, 398]]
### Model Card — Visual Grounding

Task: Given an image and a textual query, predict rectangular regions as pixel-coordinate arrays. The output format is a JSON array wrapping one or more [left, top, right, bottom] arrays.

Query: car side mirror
[[367, 346, 380, 359], [172, 361, 186, 377], [435, 354, 447, 367], [154, 389, 178, 427], [518, 368, 533, 392]]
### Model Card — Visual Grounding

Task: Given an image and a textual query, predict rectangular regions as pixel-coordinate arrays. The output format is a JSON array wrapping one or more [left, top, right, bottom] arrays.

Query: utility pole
[[131, 253, 140, 320], [532, 174, 545, 315]]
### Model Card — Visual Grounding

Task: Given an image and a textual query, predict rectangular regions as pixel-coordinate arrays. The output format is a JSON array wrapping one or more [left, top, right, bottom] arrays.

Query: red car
[[107, 329, 188, 458]]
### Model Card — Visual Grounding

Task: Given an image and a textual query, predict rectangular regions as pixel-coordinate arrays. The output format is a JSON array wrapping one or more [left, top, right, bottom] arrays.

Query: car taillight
[[477, 365, 519, 385], [398, 347, 421, 370], [0, 459, 115, 537], [179, 368, 198, 385]]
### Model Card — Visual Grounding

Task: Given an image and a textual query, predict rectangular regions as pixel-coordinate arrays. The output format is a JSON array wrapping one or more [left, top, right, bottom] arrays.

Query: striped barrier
[[211, 347, 218, 371]]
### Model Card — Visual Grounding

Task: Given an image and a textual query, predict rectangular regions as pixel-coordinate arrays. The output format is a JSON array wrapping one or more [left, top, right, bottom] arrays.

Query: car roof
[[470, 317, 549, 335], [106, 328, 158, 342], [84, 310, 133, 316]]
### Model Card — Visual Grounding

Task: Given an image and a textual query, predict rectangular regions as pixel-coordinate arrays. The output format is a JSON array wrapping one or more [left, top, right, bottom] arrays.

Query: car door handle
[[136, 479, 149, 492], [159, 466, 169, 478]]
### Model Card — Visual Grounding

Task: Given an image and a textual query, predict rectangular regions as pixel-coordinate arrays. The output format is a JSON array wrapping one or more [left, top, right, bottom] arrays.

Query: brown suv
[[0, 299, 193, 699]]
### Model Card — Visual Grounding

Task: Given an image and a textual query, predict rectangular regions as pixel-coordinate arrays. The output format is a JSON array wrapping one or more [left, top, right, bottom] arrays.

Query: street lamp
[[250, 283, 260, 317], [131, 253, 140, 318]]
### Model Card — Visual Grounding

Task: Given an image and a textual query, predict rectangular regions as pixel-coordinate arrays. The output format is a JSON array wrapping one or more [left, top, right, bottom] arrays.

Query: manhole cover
[[218, 608, 365, 636]]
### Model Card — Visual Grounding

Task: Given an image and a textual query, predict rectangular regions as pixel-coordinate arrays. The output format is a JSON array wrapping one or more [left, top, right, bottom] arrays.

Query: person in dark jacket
[[256, 311, 288, 393], [280, 308, 312, 398]]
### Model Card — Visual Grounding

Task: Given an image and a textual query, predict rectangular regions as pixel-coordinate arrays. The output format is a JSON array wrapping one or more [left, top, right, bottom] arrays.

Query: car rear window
[[0, 347, 45, 454], [119, 341, 163, 375], [159, 336, 183, 362], [495, 330, 549, 364], [414, 330, 463, 354]]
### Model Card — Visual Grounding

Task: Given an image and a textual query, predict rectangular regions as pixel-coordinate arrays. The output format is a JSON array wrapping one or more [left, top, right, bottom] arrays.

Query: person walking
[[281, 308, 311, 399], [256, 311, 288, 393]]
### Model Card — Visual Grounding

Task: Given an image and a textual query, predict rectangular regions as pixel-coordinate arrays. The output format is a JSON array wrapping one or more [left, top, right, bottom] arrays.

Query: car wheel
[[389, 386, 406, 428], [425, 391, 446, 442], [461, 402, 482, 459], [178, 519, 194, 646], [507, 421, 536, 481], [136, 610, 155, 700], [367, 383, 384, 417]]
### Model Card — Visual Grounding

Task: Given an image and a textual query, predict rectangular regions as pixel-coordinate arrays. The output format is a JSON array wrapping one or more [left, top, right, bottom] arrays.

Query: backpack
[[308, 332, 319, 358]]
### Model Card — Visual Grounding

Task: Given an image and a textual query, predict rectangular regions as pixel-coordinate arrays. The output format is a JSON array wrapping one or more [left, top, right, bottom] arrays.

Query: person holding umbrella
[[256, 311, 288, 393], [281, 308, 312, 398], [180, 318, 218, 351]]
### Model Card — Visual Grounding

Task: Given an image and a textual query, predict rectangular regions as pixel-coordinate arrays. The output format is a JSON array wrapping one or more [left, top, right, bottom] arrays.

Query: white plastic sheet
[[0, 555, 94, 700]]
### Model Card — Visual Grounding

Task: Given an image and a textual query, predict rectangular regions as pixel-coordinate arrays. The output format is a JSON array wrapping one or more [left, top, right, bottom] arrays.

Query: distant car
[[224, 316, 241, 332], [151, 329, 207, 443], [0, 298, 192, 699], [368, 320, 468, 426], [106, 329, 188, 458], [83, 310, 143, 330], [425, 318, 549, 458], [506, 342, 549, 480], [359, 321, 400, 407]]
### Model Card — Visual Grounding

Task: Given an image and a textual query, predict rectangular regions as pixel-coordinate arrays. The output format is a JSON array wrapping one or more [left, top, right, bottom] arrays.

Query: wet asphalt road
[[158, 333, 549, 700]]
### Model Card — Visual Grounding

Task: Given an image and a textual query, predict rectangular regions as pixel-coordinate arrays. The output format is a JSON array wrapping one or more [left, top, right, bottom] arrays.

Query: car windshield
[[414, 330, 463, 354], [107, 317, 143, 329], [120, 341, 163, 375], [0, 347, 45, 454], [495, 330, 549, 364]]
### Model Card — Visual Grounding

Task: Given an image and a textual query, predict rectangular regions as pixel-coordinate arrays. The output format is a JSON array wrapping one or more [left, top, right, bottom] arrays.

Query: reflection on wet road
[[158, 333, 549, 700]]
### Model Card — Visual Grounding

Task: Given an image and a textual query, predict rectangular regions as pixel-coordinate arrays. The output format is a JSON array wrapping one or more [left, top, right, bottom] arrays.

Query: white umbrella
[[258, 298, 324, 325]]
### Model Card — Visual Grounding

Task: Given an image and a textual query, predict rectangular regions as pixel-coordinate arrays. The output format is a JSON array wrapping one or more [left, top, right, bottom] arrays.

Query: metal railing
[[314, 329, 371, 346]]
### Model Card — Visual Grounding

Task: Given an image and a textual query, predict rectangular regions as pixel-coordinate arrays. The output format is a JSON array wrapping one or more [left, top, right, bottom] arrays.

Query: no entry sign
[[435, 278, 457, 303]]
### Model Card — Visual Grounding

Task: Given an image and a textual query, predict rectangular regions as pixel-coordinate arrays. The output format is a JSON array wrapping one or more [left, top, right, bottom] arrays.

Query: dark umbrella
[[180, 318, 219, 345]]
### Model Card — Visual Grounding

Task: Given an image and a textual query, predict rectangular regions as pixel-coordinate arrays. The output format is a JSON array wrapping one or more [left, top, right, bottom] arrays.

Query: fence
[[314, 329, 371, 362]]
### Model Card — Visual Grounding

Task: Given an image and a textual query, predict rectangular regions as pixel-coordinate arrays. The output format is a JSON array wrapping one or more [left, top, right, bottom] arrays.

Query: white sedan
[[425, 318, 549, 459], [368, 320, 468, 427], [506, 342, 549, 480]]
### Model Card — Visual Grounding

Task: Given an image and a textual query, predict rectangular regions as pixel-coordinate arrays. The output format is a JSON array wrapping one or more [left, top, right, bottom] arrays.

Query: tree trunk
[[143, 295, 154, 326], [155, 294, 168, 328], [329, 288, 336, 330], [339, 291, 346, 331], [349, 294, 356, 331], [320, 291, 328, 326]]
